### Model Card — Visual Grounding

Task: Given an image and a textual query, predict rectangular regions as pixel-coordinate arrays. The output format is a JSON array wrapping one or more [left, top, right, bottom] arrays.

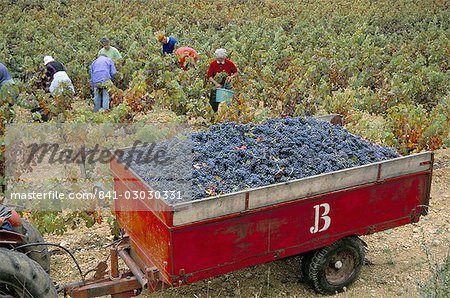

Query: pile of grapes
[[131, 117, 399, 202], [190, 117, 398, 200]]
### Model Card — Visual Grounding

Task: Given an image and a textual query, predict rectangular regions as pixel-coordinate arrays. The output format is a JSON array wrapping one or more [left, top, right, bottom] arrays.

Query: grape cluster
[[130, 117, 399, 203]]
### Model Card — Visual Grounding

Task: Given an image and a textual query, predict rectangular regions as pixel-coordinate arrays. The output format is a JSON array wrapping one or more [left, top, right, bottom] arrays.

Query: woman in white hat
[[44, 55, 75, 96]]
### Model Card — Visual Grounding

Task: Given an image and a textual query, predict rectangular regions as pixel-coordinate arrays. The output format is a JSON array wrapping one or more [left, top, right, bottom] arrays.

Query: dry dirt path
[[49, 150, 449, 298]]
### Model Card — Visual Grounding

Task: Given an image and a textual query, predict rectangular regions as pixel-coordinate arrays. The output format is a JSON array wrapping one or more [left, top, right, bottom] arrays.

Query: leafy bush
[[387, 98, 449, 154]]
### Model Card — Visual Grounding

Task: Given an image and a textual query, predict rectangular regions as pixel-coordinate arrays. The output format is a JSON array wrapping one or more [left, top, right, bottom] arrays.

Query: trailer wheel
[[299, 251, 315, 284], [0, 248, 57, 298], [284, 251, 315, 284], [12, 219, 51, 274], [308, 236, 365, 294]]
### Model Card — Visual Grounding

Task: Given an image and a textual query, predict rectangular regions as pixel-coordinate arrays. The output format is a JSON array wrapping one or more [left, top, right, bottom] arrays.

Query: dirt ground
[[48, 149, 449, 298]]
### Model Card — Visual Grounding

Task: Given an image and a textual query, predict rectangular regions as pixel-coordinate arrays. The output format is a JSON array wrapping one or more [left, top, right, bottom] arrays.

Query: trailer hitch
[[64, 237, 169, 297], [118, 249, 148, 289]]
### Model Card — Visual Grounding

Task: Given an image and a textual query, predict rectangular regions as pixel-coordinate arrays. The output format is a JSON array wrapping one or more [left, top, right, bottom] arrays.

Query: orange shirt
[[175, 47, 199, 69]]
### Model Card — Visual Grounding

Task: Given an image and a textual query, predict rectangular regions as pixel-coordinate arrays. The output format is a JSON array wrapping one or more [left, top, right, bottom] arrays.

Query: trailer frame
[[65, 151, 434, 297]]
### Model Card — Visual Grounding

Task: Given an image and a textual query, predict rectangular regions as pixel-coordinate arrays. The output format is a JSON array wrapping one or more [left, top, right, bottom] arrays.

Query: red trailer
[[65, 151, 433, 297]]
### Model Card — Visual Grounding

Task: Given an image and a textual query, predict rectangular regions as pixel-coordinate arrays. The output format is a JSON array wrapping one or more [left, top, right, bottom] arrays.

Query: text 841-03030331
[[95, 190, 183, 201]]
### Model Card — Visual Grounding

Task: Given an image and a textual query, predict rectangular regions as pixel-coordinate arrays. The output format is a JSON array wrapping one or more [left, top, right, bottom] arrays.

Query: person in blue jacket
[[0, 62, 18, 103], [0, 62, 14, 88], [90, 54, 117, 112], [158, 34, 177, 54]]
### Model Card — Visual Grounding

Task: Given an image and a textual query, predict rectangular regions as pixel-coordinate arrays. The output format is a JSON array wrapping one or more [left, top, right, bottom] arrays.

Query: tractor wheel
[[307, 236, 365, 294], [0, 248, 57, 298], [12, 219, 51, 274]]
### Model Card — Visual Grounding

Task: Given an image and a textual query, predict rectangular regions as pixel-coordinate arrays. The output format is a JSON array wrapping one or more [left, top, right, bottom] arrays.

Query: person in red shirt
[[175, 47, 199, 70], [207, 48, 238, 112]]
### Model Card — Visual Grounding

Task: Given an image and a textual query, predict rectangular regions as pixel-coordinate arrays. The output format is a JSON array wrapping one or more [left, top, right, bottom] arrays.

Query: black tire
[[308, 236, 365, 294], [0, 248, 57, 298], [12, 219, 51, 274], [283, 251, 315, 284], [299, 251, 315, 284]]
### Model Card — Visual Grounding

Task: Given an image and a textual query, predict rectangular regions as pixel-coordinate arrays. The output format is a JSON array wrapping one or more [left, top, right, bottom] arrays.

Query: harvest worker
[[44, 56, 75, 96], [175, 46, 199, 70], [207, 48, 238, 112], [158, 34, 177, 54], [0, 62, 17, 102], [90, 54, 117, 112], [98, 37, 122, 60], [0, 62, 15, 88]]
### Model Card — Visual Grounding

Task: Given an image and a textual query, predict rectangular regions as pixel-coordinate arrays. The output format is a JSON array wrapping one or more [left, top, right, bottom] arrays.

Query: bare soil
[[48, 149, 449, 298]]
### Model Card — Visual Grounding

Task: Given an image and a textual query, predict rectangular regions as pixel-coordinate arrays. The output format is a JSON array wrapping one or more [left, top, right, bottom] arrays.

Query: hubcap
[[325, 248, 357, 285]]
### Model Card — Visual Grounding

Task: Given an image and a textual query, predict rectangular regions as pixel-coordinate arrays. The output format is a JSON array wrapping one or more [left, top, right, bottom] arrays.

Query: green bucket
[[215, 88, 235, 103]]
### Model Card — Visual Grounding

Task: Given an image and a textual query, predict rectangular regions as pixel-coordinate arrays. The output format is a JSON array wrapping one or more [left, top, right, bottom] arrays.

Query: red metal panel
[[114, 178, 172, 283], [268, 173, 429, 251], [111, 158, 174, 225], [170, 173, 430, 283], [115, 208, 172, 283]]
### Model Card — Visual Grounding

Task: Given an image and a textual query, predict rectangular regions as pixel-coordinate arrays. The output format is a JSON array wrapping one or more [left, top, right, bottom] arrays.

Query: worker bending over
[[175, 47, 199, 70], [0, 62, 17, 102], [158, 34, 177, 54], [44, 56, 75, 96], [90, 54, 116, 112]]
